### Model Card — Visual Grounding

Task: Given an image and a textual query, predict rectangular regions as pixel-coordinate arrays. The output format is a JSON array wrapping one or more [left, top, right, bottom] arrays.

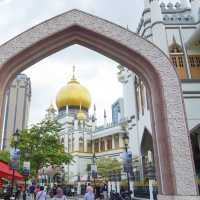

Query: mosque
[[52, 67, 128, 187], [43, 0, 200, 197]]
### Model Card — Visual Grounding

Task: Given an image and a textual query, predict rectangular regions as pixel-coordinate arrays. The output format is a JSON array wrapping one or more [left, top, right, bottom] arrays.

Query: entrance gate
[[0, 10, 199, 199]]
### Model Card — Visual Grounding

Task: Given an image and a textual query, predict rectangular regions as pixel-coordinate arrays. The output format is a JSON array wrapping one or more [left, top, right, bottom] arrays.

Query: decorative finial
[[79, 103, 82, 111], [72, 65, 76, 80]]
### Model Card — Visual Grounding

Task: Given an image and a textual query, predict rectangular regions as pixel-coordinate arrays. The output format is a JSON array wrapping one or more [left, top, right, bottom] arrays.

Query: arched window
[[169, 37, 186, 79]]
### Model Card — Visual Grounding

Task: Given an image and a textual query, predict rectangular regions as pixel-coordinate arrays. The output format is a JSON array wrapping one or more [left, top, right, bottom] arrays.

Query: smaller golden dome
[[77, 110, 87, 121]]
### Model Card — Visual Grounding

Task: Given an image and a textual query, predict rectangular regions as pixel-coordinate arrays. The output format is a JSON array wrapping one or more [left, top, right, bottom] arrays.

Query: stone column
[[119, 134, 124, 148], [112, 135, 115, 149]]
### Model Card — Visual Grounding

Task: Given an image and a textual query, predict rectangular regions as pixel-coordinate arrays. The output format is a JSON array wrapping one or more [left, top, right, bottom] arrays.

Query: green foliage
[[15, 119, 72, 177], [0, 150, 10, 163], [96, 157, 122, 179]]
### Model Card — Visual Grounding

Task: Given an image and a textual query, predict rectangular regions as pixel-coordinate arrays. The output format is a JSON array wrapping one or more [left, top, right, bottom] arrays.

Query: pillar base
[[157, 195, 200, 200]]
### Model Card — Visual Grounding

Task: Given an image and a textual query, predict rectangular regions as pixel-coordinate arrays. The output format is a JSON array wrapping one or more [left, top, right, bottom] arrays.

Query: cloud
[[0, 0, 12, 4]]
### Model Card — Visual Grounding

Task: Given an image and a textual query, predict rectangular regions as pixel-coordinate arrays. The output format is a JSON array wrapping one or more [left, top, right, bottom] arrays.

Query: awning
[[0, 160, 24, 181]]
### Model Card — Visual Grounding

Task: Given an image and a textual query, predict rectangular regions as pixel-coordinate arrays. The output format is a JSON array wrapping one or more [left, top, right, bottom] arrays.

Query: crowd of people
[[25, 182, 108, 200], [0, 181, 134, 200]]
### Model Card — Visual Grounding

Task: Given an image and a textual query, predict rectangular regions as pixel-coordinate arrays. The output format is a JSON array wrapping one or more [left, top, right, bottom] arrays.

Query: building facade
[[41, 1, 200, 196], [0, 74, 31, 150], [117, 0, 200, 186], [53, 69, 128, 187]]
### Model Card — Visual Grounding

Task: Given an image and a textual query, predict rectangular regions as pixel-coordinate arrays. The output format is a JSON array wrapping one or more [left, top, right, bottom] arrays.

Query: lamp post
[[11, 129, 20, 197], [122, 125, 131, 200], [23, 151, 30, 200]]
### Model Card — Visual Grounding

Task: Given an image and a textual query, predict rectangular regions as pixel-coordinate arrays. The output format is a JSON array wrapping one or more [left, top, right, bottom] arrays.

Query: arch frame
[[0, 9, 199, 200]]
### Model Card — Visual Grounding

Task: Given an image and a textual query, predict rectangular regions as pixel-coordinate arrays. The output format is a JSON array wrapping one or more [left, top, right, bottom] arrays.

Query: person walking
[[84, 186, 95, 200], [35, 186, 47, 200], [52, 187, 67, 200], [29, 184, 35, 200]]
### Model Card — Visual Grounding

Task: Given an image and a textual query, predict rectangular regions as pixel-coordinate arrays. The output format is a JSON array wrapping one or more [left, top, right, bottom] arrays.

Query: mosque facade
[[44, 0, 200, 196], [53, 68, 128, 188]]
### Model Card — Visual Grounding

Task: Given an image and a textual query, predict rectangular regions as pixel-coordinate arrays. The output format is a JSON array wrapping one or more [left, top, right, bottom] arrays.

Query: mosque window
[[169, 37, 187, 79], [107, 136, 112, 150], [100, 139, 105, 152], [114, 134, 119, 149], [189, 55, 200, 79]]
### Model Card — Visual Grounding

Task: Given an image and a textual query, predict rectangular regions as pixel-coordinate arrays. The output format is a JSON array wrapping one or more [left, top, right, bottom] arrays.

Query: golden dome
[[76, 110, 87, 121], [56, 69, 91, 109]]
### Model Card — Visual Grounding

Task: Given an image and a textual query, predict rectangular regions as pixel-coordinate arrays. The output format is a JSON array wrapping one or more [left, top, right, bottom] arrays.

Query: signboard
[[10, 148, 20, 169], [10, 148, 20, 160], [91, 164, 97, 178], [121, 151, 133, 173], [23, 161, 30, 176]]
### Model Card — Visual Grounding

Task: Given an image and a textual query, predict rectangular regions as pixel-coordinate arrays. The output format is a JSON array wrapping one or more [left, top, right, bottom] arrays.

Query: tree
[[96, 157, 122, 179], [14, 119, 72, 177], [0, 150, 10, 163]]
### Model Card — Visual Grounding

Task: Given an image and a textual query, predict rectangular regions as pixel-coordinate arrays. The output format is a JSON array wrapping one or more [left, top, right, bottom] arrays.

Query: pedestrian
[[29, 184, 35, 200], [15, 186, 21, 200], [35, 186, 47, 200], [52, 187, 67, 200], [84, 186, 95, 200], [101, 183, 108, 200]]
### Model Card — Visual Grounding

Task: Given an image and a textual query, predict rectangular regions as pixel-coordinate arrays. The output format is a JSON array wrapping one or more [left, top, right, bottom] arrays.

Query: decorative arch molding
[[0, 9, 199, 199]]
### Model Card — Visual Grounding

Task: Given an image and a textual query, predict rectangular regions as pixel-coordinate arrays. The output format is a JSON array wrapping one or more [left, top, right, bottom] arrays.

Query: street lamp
[[11, 129, 20, 197], [23, 151, 30, 200]]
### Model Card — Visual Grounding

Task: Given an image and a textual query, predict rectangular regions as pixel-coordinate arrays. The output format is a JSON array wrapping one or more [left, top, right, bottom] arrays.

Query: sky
[[0, 0, 178, 125]]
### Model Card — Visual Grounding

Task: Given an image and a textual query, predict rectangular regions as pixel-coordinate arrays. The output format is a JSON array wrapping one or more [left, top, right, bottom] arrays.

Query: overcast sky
[[0, 0, 177, 125]]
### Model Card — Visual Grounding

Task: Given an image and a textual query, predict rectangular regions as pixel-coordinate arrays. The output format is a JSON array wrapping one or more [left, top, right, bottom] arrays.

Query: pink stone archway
[[0, 9, 199, 200]]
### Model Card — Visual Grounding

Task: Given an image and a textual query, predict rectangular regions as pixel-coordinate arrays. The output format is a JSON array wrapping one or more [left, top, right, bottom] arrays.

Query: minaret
[[45, 103, 56, 121], [104, 109, 107, 128], [190, 0, 200, 21], [150, 0, 169, 54]]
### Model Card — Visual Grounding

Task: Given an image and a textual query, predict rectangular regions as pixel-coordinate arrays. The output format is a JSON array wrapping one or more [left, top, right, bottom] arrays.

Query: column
[[105, 138, 108, 151], [112, 135, 115, 150], [149, 179, 154, 200], [119, 134, 124, 148]]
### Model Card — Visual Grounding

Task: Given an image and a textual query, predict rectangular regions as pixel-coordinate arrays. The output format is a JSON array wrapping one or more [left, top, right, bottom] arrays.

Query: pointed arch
[[0, 9, 198, 198]]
